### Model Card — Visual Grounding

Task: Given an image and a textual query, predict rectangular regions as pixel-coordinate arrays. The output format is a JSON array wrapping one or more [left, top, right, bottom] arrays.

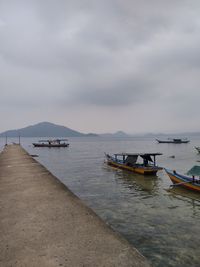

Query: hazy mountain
[[140, 132, 200, 138], [1, 121, 199, 138], [0, 122, 97, 137], [100, 131, 130, 137], [114, 131, 130, 137]]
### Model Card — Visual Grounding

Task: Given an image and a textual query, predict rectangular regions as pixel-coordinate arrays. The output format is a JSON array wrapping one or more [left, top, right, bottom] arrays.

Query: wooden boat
[[165, 166, 200, 192], [195, 146, 200, 153], [156, 138, 190, 144], [33, 139, 69, 148], [105, 152, 162, 175]]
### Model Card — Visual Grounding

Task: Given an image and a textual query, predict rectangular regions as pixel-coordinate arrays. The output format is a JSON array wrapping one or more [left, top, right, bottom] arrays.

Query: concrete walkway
[[0, 145, 150, 267]]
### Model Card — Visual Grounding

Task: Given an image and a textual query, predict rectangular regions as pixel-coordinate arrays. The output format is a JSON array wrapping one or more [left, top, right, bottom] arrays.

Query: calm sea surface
[[1, 136, 200, 267]]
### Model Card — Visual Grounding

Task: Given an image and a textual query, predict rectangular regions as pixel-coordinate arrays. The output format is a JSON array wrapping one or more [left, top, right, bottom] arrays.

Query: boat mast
[[153, 155, 156, 166]]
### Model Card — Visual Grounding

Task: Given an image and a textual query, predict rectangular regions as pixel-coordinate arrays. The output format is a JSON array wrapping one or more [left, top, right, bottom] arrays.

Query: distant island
[[0, 121, 199, 138], [0, 122, 129, 138], [0, 122, 98, 138], [100, 131, 130, 138]]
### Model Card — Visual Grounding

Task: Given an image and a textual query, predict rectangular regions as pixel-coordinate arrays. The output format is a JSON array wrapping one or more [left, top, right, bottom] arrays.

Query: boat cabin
[[187, 165, 200, 181], [113, 153, 162, 167], [39, 139, 68, 145]]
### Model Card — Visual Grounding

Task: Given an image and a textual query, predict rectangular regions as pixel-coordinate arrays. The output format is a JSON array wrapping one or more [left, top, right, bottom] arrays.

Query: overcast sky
[[0, 0, 200, 134]]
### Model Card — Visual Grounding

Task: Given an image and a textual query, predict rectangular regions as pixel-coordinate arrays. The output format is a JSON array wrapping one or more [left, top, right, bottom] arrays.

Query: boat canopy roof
[[187, 165, 200, 176], [114, 153, 162, 157], [114, 153, 162, 163], [39, 138, 68, 142]]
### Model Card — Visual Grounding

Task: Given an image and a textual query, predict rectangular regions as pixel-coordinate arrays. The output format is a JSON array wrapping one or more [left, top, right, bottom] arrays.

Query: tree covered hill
[[0, 122, 95, 137]]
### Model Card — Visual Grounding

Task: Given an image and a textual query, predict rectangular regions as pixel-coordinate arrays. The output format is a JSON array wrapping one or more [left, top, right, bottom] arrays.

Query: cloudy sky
[[0, 0, 200, 134]]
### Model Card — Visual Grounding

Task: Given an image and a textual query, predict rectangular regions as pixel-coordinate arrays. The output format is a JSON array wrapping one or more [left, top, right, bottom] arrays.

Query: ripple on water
[[18, 137, 200, 267]]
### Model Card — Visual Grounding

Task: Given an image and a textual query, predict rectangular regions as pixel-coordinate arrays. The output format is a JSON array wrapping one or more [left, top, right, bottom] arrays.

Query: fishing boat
[[33, 139, 69, 148], [165, 166, 200, 192], [105, 152, 162, 175], [156, 138, 190, 144], [195, 146, 200, 153]]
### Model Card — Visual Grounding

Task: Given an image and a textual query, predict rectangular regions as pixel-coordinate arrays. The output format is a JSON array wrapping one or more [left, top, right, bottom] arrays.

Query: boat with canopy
[[195, 146, 200, 153], [165, 166, 200, 192], [156, 138, 190, 144], [33, 139, 69, 148], [105, 152, 162, 175]]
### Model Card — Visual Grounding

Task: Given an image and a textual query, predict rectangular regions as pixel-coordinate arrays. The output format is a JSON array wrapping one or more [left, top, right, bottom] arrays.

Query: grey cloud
[[1, 0, 200, 133], [66, 77, 156, 107]]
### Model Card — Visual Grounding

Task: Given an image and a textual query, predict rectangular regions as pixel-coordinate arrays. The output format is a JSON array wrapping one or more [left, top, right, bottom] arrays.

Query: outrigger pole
[[170, 181, 193, 187], [5, 134, 7, 146], [18, 133, 21, 145]]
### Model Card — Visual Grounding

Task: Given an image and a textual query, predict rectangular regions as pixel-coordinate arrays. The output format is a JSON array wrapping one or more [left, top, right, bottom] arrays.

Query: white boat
[[33, 139, 69, 148], [156, 138, 190, 144]]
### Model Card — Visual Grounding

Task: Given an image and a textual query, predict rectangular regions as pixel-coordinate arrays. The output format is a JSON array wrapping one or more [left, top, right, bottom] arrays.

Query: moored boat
[[165, 166, 200, 192], [156, 138, 190, 144], [195, 146, 200, 153], [33, 139, 69, 148], [105, 152, 162, 175]]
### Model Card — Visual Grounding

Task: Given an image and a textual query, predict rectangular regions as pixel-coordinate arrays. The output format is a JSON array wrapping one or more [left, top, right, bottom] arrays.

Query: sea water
[[1, 136, 200, 267]]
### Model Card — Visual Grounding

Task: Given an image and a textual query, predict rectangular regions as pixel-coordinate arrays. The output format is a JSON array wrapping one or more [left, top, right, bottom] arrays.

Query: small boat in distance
[[33, 139, 69, 148], [165, 166, 200, 192], [195, 146, 200, 153], [105, 152, 162, 175], [156, 138, 190, 144]]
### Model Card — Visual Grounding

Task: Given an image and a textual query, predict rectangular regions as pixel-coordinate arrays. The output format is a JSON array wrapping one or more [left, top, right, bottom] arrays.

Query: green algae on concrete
[[0, 144, 150, 267]]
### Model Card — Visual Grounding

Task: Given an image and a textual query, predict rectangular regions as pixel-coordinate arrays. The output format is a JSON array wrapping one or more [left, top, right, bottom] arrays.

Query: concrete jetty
[[0, 145, 150, 267]]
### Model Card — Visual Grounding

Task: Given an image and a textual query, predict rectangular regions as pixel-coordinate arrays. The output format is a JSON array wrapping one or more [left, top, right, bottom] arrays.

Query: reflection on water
[[113, 167, 160, 193], [1, 136, 200, 267], [105, 168, 200, 267], [167, 186, 200, 201], [167, 187, 200, 216]]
